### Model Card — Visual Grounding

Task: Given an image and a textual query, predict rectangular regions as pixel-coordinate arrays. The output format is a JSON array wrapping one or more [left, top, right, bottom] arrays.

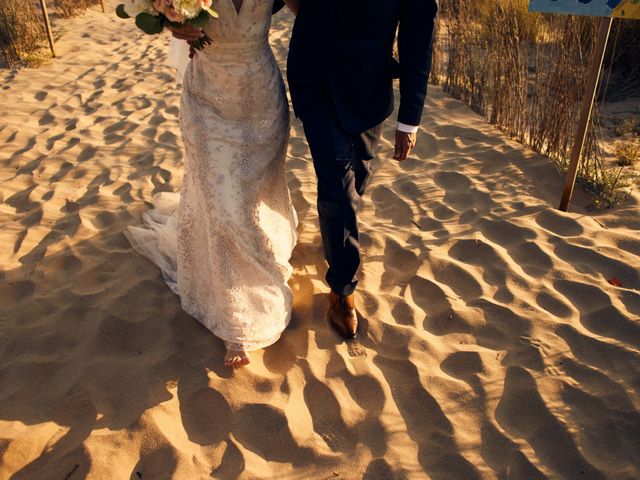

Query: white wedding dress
[[124, 0, 298, 351]]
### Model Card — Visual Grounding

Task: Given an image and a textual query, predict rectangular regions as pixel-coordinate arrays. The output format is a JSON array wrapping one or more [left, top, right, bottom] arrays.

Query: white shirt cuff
[[397, 122, 419, 134]]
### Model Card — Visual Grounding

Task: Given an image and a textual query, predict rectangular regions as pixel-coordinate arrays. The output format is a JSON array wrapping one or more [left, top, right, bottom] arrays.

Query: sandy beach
[[1, 5, 639, 479]]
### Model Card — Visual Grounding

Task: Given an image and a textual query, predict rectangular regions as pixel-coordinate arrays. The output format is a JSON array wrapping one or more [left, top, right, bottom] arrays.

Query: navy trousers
[[301, 91, 383, 297]]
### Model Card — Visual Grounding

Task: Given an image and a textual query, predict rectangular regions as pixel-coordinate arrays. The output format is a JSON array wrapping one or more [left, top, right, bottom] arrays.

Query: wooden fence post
[[38, 0, 56, 58], [558, 17, 613, 211]]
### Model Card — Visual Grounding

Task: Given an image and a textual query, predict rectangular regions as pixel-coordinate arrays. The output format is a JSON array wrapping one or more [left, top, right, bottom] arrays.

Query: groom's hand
[[393, 130, 417, 161]]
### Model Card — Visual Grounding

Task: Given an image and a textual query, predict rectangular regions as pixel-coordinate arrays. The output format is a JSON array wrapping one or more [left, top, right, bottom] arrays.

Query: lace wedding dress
[[124, 0, 298, 351]]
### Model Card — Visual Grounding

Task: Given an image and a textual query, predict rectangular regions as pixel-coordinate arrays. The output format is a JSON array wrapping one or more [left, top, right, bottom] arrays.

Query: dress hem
[[179, 292, 292, 352]]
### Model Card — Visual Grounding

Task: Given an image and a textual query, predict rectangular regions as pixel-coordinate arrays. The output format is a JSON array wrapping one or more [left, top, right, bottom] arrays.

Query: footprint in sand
[[433, 170, 473, 191], [304, 376, 357, 453], [554, 242, 640, 289], [535, 208, 584, 237], [555, 279, 640, 349], [496, 366, 607, 480], [430, 256, 484, 302], [441, 351, 485, 381], [478, 218, 553, 276], [371, 184, 414, 227], [535, 289, 574, 318], [374, 356, 482, 479], [556, 324, 640, 389], [363, 459, 395, 479], [232, 403, 315, 463], [408, 275, 461, 335], [562, 383, 640, 468]]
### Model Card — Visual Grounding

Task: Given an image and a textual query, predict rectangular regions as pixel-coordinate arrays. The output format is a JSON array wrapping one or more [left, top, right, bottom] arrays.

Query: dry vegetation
[[615, 137, 640, 167], [0, 0, 101, 67], [431, 0, 638, 208], [0, 0, 44, 67], [54, 0, 102, 19], [604, 21, 640, 102]]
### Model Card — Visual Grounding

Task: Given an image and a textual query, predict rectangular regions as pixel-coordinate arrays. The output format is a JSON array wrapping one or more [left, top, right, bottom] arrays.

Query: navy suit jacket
[[273, 0, 438, 134]]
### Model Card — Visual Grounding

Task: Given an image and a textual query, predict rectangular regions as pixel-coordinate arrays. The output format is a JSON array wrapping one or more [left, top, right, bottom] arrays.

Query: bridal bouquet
[[116, 0, 218, 51]]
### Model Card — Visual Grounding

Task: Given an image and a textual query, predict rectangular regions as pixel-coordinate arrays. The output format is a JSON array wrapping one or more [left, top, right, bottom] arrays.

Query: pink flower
[[153, 0, 171, 13], [153, 0, 185, 22], [165, 6, 186, 22]]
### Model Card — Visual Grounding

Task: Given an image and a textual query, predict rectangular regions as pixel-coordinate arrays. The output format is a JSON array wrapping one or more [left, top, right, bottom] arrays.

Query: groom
[[276, 0, 438, 339]]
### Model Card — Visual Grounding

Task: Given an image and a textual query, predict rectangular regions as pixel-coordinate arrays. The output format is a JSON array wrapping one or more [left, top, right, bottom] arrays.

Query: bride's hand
[[167, 24, 204, 43]]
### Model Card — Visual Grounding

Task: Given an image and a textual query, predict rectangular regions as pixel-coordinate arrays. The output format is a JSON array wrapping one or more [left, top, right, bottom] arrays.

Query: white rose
[[122, 0, 157, 17], [172, 0, 203, 19]]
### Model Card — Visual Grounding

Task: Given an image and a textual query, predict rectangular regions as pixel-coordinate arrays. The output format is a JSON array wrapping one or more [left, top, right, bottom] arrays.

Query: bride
[[124, 0, 300, 368]]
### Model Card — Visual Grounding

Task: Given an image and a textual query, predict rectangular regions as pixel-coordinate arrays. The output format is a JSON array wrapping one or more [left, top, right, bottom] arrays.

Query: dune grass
[[0, 0, 44, 67], [54, 0, 102, 19], [0, 0, 101, 67], [431, 0, 637, 208]]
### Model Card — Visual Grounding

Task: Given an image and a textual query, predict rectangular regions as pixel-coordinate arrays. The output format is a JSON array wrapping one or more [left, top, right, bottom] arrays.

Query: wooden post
[[99, 0, 106, 13], [558, 16, 613, 211], [38, 0, 56, 58]]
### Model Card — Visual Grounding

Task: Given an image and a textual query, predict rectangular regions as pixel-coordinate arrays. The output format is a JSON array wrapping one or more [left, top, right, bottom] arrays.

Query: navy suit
[[275, 0, 438, 296]]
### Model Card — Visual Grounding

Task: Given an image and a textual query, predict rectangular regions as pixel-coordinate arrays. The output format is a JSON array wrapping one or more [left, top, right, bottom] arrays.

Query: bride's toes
[[224, 349, 250, 368]]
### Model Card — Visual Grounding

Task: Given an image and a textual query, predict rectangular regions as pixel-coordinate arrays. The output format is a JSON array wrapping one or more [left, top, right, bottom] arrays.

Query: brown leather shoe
[[328, 291, 358, 339]]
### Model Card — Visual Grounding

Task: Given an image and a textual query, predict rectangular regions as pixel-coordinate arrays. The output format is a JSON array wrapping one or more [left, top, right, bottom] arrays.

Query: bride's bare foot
[[224, 344, 250, 368]]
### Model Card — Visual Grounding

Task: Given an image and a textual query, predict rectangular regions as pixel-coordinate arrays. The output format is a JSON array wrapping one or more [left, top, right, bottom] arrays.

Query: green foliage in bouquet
[[116, 5, 162, 35], [180, 10, 213, 29], [135, 13, 164, 34], [115, 4, 130, 19], [116, 2, 217, 37]]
